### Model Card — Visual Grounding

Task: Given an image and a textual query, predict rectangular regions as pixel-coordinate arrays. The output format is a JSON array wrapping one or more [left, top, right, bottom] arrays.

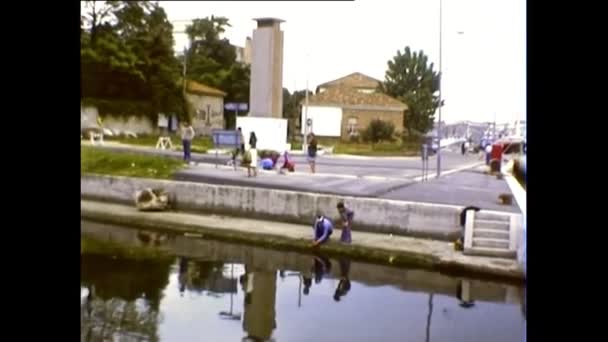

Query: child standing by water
[[337, 202, 354, 243]]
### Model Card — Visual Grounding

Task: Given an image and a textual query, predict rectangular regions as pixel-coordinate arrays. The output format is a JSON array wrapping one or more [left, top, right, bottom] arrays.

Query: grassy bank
[[105, 134, 213, 154], [81, 146, 185, 179]]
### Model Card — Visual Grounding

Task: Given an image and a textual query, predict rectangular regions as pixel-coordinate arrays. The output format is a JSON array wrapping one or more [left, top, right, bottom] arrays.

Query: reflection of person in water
[[313, 254, 332, 284], [334, 258, 352, 302], [178, 257, 188, 296], [456, 280, 475, 308], [242, 266, 277, 341]]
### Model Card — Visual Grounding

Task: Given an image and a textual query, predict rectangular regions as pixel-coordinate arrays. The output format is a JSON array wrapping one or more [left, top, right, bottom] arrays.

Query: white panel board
[[236, 116, 288, 152], [300, 106, 343, 137]]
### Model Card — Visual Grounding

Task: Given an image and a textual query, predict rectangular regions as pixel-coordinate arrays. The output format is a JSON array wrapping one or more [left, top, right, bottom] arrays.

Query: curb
[[81, 201, 525, 283]]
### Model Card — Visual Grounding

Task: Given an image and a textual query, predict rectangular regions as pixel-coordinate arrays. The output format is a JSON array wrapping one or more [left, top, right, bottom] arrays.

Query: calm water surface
[[81, 221, 525, 342]]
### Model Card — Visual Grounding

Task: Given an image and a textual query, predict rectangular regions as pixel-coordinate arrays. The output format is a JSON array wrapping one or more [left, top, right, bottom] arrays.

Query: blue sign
[[224, 103, 248, 111], [212, 129, 241, 147]]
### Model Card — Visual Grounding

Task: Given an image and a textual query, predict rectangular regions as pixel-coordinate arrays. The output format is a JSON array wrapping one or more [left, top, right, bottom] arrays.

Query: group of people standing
[[178, 122, 322, 177]]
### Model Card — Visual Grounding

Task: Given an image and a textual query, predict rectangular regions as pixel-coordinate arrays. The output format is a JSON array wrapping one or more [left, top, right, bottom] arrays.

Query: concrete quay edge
[[81, 200, 525, 282], [81, 174, 522, 242]]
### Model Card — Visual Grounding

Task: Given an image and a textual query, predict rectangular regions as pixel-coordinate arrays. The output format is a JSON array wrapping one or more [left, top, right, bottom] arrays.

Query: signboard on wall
[[236, 116, 288, 152], [157, 114, 168, 128], [301, 106, 343, 137], [225, 103, 249, 112]]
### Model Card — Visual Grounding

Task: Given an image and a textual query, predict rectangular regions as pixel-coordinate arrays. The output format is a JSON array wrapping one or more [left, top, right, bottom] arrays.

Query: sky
[[160, 1, 526, 124]]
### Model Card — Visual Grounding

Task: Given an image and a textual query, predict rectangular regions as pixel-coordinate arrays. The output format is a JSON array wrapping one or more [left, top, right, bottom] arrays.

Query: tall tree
[[184, 16, 251, 126], [81, 1, 185, 120], [283, 88, 313, 139], [379, 47, 442, 137]]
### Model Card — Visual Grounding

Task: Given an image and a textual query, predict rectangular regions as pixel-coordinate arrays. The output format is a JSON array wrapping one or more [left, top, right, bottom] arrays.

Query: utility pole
[[436, 0, 443, 178], [303, 53, 310, 152], [182, 45, 188, 95]]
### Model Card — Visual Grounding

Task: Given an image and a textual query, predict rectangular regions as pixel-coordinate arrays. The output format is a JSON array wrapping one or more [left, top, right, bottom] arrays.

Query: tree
[[379, 47, 442, 137], [81, 1, 185, 120], [184, 16, 251, 127], [282, 89, 313, 139], [362, 119, 396, 143]]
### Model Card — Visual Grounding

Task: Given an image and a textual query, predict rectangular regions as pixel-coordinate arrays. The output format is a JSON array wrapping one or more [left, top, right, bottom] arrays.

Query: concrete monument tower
[[249, 18, 284, 118]]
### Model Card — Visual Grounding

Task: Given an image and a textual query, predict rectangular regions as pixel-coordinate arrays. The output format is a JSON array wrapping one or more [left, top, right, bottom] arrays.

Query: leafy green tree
[[362, 119, 396, 143], [379, 47, 442, 137], [184, 16, 251, 127], [81, 1, 185, 120], [282, 89, 313, 139]]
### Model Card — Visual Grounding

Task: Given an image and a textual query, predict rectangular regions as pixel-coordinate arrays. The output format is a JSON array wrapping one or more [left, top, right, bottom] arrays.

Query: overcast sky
[[158, 0, 525, 124]]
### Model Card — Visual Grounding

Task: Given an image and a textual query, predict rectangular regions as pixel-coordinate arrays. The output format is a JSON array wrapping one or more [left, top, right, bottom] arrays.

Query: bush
[[362, 119, 396, 143]]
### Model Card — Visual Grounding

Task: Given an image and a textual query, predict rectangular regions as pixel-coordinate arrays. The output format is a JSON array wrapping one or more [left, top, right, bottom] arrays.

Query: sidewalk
[[81, 200, 524, 281], [82, 141, 518, 213]]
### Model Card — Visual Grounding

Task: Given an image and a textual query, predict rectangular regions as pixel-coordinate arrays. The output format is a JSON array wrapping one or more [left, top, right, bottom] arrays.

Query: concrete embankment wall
[[81, 174, 517, 241]]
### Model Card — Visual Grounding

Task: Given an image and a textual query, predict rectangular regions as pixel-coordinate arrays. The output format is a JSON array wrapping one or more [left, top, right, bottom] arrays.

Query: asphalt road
[[82, 142, 518, 211], [86, 142, 482, 179]]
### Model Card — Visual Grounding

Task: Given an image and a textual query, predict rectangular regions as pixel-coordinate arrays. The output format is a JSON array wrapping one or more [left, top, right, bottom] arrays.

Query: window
[[347, 117, 358, 136], [197, 109, 207, 121], [356, 88, 375, 94]]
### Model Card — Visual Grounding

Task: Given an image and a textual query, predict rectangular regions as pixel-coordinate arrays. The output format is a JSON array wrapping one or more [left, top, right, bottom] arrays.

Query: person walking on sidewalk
[[337, 202, 354, 244], [307, 133, 318, 174], [232, 127, 245, 166], [181, 122, 195, 163], [247, 131, 258, 177]]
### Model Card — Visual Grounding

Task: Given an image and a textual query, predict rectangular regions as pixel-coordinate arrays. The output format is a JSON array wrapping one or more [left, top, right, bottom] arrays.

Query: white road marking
[[412, 162, 484, 182]]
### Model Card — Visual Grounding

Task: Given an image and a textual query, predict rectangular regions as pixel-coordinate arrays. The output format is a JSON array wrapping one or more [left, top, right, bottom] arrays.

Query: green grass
[[333, 142, 420, 156], [81, 146, 185, 179], [105, 134, 213, 154]]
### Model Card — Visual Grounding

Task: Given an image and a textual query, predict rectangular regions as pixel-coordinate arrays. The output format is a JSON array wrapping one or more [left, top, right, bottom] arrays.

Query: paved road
[[381, 168, 521, 213], [83, 142, 519, 212], [84, 141, 482, 179]]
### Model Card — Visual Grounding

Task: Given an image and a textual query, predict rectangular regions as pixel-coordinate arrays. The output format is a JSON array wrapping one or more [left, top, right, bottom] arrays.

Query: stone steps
[[475, 212, 510, 222], [473, 228, 510, 240], [463, 246, 516, 259], [472, 237, 509, 249], [464, 209, 520, 260], [475, 219, 510, 231]]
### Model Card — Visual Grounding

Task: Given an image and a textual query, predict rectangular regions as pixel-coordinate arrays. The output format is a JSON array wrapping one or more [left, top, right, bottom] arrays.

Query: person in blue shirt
[[312, 215, 333, 247]]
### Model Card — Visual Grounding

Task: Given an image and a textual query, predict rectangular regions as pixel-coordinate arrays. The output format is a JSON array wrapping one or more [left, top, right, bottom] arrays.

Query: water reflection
[[81, 221, 525, 342], [241, 266, 277, 341], [333, 258, 352, 302], [81, 254, 172, 341]]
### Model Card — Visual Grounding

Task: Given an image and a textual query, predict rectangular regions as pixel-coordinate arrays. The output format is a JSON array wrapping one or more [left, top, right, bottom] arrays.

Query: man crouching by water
[[312, 215, 333, 247]]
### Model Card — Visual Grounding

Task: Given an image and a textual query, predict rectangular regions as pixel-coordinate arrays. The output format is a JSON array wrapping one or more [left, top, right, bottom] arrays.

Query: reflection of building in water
[[179, 259, 237, 294], [242, 267, 277, 341]]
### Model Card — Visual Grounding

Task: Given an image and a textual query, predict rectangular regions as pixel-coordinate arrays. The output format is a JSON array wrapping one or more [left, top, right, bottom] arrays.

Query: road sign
[[306, 118, 312, 127], [225, 103, 248, 111]]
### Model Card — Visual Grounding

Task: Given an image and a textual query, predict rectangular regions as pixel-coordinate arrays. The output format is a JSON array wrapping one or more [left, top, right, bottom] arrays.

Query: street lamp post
[[437, 0, 443, 178]]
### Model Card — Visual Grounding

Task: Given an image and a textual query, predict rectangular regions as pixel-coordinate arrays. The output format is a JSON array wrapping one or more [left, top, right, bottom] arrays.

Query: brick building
[[301, 72, 407, 140]]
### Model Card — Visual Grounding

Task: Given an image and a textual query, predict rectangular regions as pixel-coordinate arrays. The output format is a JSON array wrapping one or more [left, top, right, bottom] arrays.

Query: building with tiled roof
[[301, 73, 408, 140], [185, 80, 227, 136]]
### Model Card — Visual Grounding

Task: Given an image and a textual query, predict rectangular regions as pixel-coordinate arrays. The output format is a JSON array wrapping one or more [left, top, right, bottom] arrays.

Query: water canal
[[81, 220, 525, 342]]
